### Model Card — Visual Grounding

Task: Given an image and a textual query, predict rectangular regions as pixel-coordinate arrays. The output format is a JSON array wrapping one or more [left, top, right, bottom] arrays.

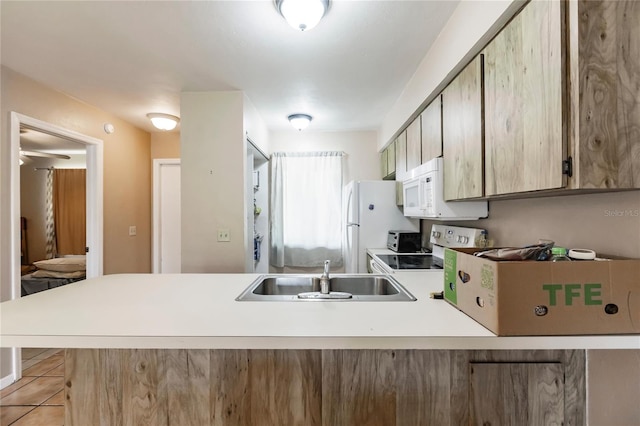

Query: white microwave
[[402, 157, 488, 220]]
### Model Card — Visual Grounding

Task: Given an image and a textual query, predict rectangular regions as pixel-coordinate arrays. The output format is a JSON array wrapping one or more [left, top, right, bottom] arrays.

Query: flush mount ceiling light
[[275, 0, 330, 32], [288, 114, 313, 131], [147, 113, 180, 131]]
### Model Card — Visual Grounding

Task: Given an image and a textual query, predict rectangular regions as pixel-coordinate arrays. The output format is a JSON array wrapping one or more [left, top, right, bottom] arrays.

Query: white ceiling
[[1, 1, 460, 134]]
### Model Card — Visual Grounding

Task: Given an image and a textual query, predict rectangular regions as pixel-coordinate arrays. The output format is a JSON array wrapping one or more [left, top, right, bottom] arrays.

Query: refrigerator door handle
[[346, 222, 359, 227]]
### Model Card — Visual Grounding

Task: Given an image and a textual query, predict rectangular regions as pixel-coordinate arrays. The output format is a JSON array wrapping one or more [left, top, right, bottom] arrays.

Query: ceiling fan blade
[[19, 150, 71, 160]]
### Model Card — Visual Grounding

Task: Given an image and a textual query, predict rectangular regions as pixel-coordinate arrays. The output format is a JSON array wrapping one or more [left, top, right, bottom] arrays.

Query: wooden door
[[406, 116, 422, 171], [153, 159, 181, 273], [574, 0, 640, 188], [442, 55, 484, 200], [387, 140, 396, 176], [381, 147, 389, 178], [395, 131, 408, 181], [483, 0, 565, 195], [421, 95, 443, 164]]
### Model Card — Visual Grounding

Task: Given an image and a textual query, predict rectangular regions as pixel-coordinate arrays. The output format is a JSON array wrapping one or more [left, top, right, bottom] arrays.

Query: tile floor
[[0, 348, 64, 426]]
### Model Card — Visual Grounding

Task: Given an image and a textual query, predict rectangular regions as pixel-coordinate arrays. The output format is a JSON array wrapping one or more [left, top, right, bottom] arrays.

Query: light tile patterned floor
[[0, 349, 64, 426]]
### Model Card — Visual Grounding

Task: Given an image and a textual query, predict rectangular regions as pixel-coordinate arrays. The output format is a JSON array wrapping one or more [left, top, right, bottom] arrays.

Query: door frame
[[152, 158, 180, 273], [9, 112, 103, 381]]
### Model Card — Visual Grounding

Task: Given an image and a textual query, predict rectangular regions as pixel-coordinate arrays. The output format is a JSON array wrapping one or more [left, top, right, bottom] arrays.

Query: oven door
[[369, 253, 442, 273], [369, 256, 393, 274]]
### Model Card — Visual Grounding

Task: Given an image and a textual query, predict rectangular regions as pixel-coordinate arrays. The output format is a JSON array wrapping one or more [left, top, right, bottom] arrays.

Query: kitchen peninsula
[[2, 272, 639, 425]]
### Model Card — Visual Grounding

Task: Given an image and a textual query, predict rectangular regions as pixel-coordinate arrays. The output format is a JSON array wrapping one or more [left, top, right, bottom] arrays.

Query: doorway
[[8, 112, 104, 383], [152, 158, 181, 273]]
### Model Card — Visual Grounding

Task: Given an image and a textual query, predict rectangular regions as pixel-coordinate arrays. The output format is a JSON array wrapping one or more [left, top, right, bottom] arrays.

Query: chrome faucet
[[320, 260, 331, 294]]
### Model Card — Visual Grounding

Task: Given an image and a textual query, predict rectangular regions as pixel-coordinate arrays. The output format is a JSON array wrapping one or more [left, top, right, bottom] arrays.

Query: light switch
[[217, 229, 230, 242], [129, 226, 137, 236]]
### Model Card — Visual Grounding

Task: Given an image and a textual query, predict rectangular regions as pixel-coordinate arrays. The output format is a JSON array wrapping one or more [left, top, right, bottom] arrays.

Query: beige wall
[[243, 93, 269, 155], [151, 132, 180, 159], [269, 130, 381, 183], [20, 164, 48, 264], [1, 67, 152, 278], [423, 190, 640, 258], [180, 91, 247, 273], [1, 66, 152, 380]]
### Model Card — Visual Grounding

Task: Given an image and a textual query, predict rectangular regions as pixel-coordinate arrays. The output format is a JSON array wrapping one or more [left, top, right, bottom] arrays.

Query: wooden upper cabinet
[[421, 95, 442, 164], [483, 0, 565, 196], [387, 140, 396, 176], [570, 0, 640, 189], [395, 130, 408, 181], [380, 148, 389, 178], [380, 141, 396, 180], [406, 116, 422, 171], [442, 55, 484, 200]]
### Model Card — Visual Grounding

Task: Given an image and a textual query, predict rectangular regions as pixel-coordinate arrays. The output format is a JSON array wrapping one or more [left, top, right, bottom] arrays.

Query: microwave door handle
[[417, 178, 425, 210]]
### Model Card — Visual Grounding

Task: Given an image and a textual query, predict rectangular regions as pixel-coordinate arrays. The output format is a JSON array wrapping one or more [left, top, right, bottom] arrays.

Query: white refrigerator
[[344, 180, 420, 273]]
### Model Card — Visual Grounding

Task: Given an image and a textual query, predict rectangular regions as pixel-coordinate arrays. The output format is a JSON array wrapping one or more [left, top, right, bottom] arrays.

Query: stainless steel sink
[[235, 274, 417, 301]]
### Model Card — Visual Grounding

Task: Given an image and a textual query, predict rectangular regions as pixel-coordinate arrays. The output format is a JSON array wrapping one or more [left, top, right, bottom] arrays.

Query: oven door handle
[[369, 258, 391, 274]]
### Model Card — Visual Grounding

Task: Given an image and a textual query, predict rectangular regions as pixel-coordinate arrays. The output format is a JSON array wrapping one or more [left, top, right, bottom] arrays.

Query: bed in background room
[[20, 167, 88, 296], [21, 256, 86, 296]]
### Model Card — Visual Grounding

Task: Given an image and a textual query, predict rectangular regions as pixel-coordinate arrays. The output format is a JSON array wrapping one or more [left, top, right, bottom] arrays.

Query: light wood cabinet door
[[573, 0, 640, 188], [65, 349, 586, 426], [483, 0, 565, 196], [442, 55, 484, 200], [381, 141, 397, 180], [406, 116, 422, 171], [469, 362, 565, 426], [387, 140, 396, 176], [421, 95, 442, 164], [395, 130, 407, 181], [380, 148, 388, 178]]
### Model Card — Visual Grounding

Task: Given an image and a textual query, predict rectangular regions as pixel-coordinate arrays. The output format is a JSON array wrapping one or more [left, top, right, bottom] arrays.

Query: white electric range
[[368, 225, 487, 274]]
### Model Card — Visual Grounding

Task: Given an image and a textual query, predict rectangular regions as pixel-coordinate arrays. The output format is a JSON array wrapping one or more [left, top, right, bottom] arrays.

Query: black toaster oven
[[386, 231, 421, 253]]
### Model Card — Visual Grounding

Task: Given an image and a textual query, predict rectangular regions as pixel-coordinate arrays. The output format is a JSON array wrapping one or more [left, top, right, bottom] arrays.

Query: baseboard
[[0, 372, 16, 390]]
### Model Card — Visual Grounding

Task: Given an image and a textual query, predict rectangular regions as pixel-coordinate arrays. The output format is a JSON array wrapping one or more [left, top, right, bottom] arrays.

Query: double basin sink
[[235, 274, 416, 302]]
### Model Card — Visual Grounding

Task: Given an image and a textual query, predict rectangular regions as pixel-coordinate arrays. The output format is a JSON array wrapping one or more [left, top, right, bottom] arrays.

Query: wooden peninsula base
[[65, 349, 585, 426]]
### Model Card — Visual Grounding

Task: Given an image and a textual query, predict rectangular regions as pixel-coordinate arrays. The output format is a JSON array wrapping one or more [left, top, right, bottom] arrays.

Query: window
[[270, 152, 344, 268]]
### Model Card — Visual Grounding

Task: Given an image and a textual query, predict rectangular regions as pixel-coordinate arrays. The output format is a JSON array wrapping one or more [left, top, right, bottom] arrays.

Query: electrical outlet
[[217, 229, 230, 242], [129, 225, 137, 236]]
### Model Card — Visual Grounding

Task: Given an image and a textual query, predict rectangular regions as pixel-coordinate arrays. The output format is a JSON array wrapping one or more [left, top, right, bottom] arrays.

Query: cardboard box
[[443, 248, 640, 336]]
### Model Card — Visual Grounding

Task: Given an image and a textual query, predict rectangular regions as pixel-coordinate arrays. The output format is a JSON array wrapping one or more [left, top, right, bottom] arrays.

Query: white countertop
[[1, 272, 638, 350]]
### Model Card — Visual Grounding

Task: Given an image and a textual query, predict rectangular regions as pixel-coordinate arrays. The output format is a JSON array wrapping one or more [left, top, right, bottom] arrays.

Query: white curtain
[[270, 152, 344, 268]]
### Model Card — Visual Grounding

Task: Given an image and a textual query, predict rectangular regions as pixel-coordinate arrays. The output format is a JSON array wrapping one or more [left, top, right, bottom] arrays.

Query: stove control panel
[[429, 224, 486, 249]]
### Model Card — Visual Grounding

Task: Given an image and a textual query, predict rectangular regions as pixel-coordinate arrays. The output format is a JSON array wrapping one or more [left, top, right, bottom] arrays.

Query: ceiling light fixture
[[275, 0, 329, 32], [288, 114, 313, 131], [147, 113, 180, 131]]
